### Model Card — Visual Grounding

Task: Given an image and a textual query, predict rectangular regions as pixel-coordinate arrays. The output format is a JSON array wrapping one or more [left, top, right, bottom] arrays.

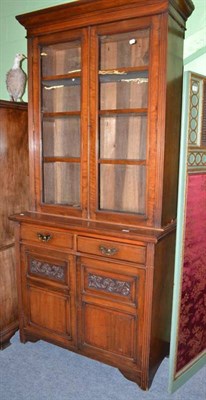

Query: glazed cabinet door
[[31, 28, 89, 217], [19, 245, 77, 348], [77, 256, 145, 371], [29, 16, 162, 226], [89, 16, 161, 226]]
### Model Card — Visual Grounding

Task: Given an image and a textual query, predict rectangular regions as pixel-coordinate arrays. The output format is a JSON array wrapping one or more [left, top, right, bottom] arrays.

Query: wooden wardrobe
[[0, 100, 29, 349]]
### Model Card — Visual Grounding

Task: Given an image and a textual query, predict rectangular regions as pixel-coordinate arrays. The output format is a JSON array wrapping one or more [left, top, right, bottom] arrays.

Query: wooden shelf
[[98, 159, 146, 165], [42, 77, 81, 87], [42, 72, 81, 81], [43, 157, 80, 163], [42, 111, 81, 118], [99, 69, 148, 83], [99, 108, 147, 115]]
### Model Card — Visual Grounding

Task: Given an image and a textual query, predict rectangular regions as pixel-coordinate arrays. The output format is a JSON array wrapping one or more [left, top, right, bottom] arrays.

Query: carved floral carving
[[88, 273, 131, 296], [29, 258, 65, 281]]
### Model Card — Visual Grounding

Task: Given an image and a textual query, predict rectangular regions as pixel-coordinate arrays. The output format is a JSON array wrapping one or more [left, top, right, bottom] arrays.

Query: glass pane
[[100, 164, 146, 214], [41, 41, 81, 76], [43, 162, 80, 206], [42, 79, 80, 113], [100, 29, 149, 70], [43, 117, 80, 158], [100, 72, 148, 110], [100, 115, 147, 160]]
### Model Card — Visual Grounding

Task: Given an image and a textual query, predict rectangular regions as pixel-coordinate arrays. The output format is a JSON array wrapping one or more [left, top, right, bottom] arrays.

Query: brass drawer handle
[[99, 245, 118, 256], [37, 233, 52, 242]]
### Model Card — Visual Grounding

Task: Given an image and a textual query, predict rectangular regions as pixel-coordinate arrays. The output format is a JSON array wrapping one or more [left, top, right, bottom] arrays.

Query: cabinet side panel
[[162, 16, 185, 226], [149, 230, 176, 384]]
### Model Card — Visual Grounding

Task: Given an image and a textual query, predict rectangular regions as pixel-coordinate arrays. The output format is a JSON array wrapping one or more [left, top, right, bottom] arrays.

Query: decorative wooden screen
[[169, 72, 206, 393], [202, 80, 206, 146]]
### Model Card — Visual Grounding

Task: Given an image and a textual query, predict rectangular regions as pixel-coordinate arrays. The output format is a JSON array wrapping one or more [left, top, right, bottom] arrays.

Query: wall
[[0, 0, 205, 100], [184, 0, 206, 75], [0, 0, 73, 100]]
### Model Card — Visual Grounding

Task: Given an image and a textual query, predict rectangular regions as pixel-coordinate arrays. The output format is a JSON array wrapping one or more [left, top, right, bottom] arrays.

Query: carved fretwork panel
[[80, 258, 140, 306], [187, 74, 206, 171], [188, 150, 206, 169], [29, 258, 66, 282], [88, 273, 131, 297], [202, 81, 206, 145], [188, 75, 206, 148], [188, 77, 202, 147]]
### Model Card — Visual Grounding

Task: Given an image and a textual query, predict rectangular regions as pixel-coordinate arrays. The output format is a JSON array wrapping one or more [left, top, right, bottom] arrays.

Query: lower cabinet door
[[20, 245, 76, 348], [82, 303, 137, 359], [77, 256, 145, 369], [28, 286, 71, 337]]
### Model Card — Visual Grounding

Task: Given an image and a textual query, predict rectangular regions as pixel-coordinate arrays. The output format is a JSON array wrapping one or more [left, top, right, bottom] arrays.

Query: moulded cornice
[[16, 0, 194, 36]]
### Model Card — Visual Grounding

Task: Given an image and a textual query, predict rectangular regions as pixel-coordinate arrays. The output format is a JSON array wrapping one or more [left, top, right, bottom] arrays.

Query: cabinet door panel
[[28, 255, 67, 285], [99, 28, 149, 69], [100, 78, 148, 110], [43, 116, 80, 158], [43, 162, 80, 206], [78, 256, 145, 368], [84, 267, 137, 305], [42, 82, 81, 113], [29, 286, 71, 336], [83, 303, 136, 359], [41, 40, 81, 76], [100, 115, 147, 160], [100, 164, 146, 213], [20, 246, 76, 346]]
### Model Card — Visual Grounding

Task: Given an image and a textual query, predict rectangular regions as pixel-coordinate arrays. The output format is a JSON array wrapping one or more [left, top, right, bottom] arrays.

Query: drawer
[[21, 224, 73, 249], [77, 236, 146, 264]]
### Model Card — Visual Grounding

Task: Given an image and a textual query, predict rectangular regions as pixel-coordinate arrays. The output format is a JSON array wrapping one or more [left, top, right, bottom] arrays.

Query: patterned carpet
[[0, 332, 205, 400]]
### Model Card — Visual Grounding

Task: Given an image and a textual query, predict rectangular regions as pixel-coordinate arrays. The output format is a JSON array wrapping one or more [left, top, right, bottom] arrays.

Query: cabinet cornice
[[16, 0, 194, 37]]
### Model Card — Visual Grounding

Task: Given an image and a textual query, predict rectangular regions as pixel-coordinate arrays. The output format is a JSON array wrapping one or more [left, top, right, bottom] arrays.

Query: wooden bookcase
[[10, 0, 194, 390]]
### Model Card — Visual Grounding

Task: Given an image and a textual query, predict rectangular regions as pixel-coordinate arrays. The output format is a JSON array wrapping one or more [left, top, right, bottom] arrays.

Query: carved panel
[[187, 74, 206, 172], [29, 258, 65, 281], [188, 77, 203, 146], [188, 150, 206, 171], [88, 273, 131, 296]]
